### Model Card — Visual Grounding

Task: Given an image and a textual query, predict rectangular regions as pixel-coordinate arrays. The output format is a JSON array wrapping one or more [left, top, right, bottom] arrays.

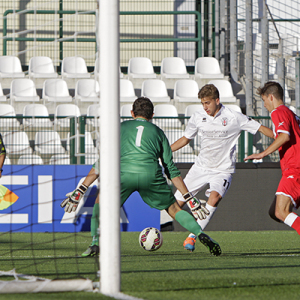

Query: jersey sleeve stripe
[[277, 129, 290, 135]]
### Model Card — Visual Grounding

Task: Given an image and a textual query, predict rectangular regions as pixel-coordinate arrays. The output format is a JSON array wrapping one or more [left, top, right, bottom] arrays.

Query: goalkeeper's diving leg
[[82, 195, 100, 257], [60, 166, 100, 256]]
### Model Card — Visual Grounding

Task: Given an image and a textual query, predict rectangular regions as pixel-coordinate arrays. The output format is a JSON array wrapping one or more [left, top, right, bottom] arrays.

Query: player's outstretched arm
[[61, 167, 99, 213], [171, 176, 209, 220], [171, 136, 191, 152], [258, 125, 275, 139], [82, 167, 99, 187], [244, 132, 290, 161]]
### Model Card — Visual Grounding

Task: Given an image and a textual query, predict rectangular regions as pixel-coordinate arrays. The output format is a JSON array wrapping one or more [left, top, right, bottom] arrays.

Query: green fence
[[3, 9, 202, 66]]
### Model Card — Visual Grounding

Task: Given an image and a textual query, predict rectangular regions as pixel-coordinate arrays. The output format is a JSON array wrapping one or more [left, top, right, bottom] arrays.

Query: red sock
[[291, 216, 300, 235]]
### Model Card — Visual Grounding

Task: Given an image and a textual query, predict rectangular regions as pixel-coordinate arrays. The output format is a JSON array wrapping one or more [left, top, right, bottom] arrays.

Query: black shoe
[[81, 245, 99, 257], [198, 233, 222, 256]]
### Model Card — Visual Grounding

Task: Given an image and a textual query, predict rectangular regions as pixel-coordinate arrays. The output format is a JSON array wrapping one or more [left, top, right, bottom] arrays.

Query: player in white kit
[[171, 84, 274, 251]]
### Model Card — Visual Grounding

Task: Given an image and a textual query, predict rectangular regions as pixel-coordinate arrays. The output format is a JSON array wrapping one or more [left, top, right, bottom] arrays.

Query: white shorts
[[175, 164, 232, 202]]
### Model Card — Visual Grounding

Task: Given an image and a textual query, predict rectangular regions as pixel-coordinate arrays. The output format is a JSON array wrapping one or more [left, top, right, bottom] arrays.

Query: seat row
[[2, 130, 98, 158], [0, 55, 224, 80], [0, 56, 100, 79], [0, 103, 83, 129], [0, 79, 99, 103], [121, 103, 242, 119], [0, 102, 242, 123], [0, 77, 236, 104], [0, 102, 243, 134]]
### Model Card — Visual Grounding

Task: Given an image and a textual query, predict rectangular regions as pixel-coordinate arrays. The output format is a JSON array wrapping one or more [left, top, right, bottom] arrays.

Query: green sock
[[90, 203, 99, 246], [175, 210, 203, 236]]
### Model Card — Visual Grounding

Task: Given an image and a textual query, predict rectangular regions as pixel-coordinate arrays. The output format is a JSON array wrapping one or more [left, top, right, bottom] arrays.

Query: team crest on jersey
[[221, 117, 228, 126], [202, 118, 207, 122]]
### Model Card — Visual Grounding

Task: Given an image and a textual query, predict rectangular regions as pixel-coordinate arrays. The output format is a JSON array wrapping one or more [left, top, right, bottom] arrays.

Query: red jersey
[[271, 105, 300, 172]]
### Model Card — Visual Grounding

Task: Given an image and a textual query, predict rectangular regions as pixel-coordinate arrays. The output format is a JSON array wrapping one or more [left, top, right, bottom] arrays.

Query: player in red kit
[[244, 81, 300, 234]]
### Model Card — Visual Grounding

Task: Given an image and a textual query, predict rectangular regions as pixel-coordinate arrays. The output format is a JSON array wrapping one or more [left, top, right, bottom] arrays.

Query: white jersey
[[184, 104, 261, 173]]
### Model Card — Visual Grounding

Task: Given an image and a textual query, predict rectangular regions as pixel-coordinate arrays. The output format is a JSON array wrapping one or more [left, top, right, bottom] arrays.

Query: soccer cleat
[[198, 233, 222, 256], [183, 234, 196, 252], [81, 245, 99, 257]]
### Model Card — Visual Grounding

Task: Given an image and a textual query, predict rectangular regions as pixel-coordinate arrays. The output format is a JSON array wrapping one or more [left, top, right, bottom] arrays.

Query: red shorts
[[276, 170, 300, 208]]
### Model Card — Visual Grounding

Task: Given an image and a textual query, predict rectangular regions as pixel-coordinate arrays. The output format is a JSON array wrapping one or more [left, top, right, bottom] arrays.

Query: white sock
[[284, 213, 298, 227], [196, 204, 217, 230]]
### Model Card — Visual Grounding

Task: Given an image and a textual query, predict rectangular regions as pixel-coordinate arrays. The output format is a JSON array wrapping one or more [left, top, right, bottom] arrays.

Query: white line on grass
[[101, 292, 144, 300], [246, 254, 300, 257]]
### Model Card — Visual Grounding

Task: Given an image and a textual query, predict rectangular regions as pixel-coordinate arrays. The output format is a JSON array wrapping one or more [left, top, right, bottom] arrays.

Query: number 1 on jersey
[[135, 126, 144, 147]]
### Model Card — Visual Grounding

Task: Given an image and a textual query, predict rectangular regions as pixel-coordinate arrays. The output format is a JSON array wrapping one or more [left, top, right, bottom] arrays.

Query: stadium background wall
[[174, 162, 290, 231], [0, 163, 289, 232]]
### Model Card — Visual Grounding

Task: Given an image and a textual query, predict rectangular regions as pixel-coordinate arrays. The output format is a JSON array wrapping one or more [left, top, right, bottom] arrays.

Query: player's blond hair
[[198, 84, 219, 100]]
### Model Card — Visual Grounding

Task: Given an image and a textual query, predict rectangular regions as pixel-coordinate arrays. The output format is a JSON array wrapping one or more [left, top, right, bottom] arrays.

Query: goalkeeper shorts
[[120, 170, 176, 210]]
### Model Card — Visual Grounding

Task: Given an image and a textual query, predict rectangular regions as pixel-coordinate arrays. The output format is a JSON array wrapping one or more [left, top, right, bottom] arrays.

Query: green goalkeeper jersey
[[120, 118, 180, 180]]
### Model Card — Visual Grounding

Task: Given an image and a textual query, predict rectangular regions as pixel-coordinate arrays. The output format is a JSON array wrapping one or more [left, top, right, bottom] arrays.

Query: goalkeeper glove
[[60, 184, 88, 213], [183, 192, 210, 220]]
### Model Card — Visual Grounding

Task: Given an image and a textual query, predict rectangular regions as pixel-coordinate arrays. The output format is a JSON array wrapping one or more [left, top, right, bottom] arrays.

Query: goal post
[[99, 0, 121, 295]]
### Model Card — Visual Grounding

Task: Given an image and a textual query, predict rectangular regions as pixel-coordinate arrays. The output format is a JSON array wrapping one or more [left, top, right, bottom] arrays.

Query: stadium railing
[[0, 115, 276, 164]]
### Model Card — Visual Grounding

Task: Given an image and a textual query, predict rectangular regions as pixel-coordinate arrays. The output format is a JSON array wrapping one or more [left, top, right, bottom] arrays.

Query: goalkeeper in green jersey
[[61, 97, 221, 257]]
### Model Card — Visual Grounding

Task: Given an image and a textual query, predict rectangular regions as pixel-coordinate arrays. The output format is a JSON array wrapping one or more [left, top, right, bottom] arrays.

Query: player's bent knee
[[274, 209, 285, 223]]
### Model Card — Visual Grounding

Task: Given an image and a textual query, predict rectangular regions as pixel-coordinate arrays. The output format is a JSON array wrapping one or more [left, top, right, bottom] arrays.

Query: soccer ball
[[139, 227, 163, 251]]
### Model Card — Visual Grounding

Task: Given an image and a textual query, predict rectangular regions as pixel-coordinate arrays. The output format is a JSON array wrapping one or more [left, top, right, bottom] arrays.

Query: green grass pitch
[[0, 231, 299, 300]]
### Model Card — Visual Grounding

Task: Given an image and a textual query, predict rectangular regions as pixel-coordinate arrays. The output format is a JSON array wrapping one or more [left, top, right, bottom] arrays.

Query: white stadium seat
[[29, 56, 58, 78], [10, 79, 40, 102], [173, 80, 199, 102], [153, 104, 182, 129], [160, 57, 189, 79], [0, 104, 20, 130], [34, 131, 65, 155], [224, 104, 242, 113], [184, 104, 204, 117], [194, 57, 224, 79], [66, 131, 97, 154], [61, 56, 90, 79], [18, 154, 44, 165], [120, 104, 133, 118], [208, 80, 237, 103], [75, 79, 100, 102], [128, 57, 156, 79], [86, 104, 100, 127], [0, 56, 25, 78], [54, 104, 81, 128], [4, 156, 11, 165], [0, 83, 7, 102], [43, 79, 72, 102], [3, 132, 32, 156], [120, 79, 136, 102], [49, 154, 70, 165], [141, 79, 170, 102], [23, 104, 53, 128]]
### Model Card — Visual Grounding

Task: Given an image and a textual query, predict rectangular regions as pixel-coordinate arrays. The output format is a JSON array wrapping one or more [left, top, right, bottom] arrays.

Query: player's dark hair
[[132, 97, 154, 120], [198, 84, 219, 100], [257, 81, 283, 100]]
